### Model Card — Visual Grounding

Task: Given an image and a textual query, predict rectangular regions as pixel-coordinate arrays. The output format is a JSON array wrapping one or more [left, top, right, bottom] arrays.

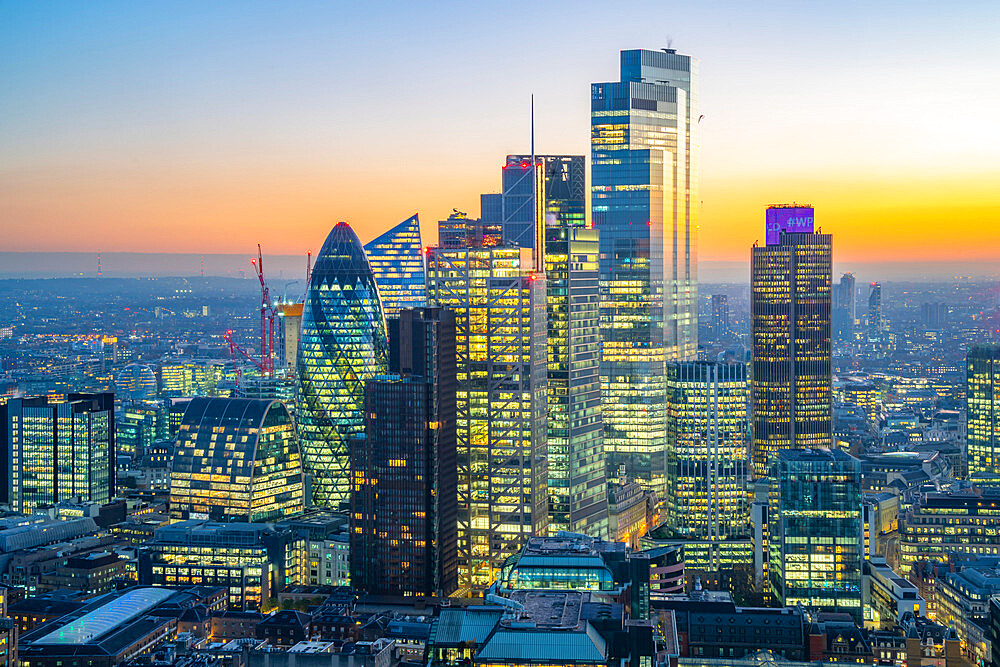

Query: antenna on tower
[[97, 253, 102, 277], [200, 256, 205, 277]]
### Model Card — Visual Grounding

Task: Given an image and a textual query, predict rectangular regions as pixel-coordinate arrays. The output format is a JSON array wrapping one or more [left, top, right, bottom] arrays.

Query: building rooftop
[[33, 587, 174, 645]]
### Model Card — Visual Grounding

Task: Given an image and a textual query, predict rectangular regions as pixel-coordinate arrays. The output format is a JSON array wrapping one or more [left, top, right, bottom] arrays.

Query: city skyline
[[3, 2, 1000, 264]]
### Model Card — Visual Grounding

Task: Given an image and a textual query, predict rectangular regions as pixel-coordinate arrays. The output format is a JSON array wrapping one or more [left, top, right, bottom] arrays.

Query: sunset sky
[[2, 1, 999, 264]]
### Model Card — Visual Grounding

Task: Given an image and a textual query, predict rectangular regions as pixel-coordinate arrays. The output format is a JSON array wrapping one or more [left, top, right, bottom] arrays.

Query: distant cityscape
[[1, 45, 999, 667]]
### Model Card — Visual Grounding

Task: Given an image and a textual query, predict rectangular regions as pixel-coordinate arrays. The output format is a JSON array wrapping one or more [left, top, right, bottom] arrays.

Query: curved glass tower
[[170, 397, 305, 522], [297, 222, 388, 507]]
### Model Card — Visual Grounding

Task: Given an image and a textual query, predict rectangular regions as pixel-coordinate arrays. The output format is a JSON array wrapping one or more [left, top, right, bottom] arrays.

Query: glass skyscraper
[[833, 272, 856, 350], [426, 246, 548, 593], [1, 393, 115, 514], [297, 222, 388, 507], [967, 344, 1000, 483], [350, 308, 459, 598], [751, 206, 832, 478], [363, 213, 426, 318], [769, 448, 863, 622], [545, 225, 609, 538], [592, 48, 699, 500], [665, 361, 749, 540], [170, 397, 305, 523], [502, 155, 586, 250]]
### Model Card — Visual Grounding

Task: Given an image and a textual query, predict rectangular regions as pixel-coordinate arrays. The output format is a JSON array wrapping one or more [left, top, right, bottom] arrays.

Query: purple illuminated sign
[[765, 206, 815, 245]]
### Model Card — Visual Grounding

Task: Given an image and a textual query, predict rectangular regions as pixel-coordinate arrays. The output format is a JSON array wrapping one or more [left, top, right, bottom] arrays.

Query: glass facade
[[592, 49, 699, 501], [751, 218, 833, 478], [1, 393, 115, 514], [116, 400, 166, 458], [426, 246, 548, 593], [159, 362, 217, 397], [169, 397, 304, 523], [545, 226, 608, 538], [967, 344, 1000, 482], [297, 222, 388, 507], [665, 361, 749, 540], [351, 308, 459, 597], [769, 448, 862, 622], [363, 213, 427, 318], [502, 155, 586, 250]]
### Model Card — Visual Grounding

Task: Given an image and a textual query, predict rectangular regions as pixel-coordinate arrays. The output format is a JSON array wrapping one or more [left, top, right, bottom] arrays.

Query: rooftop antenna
[[530, 94, 544, 272]]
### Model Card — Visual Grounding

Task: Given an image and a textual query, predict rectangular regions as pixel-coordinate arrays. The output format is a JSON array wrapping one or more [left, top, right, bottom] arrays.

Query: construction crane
[[225, 244, 277, 383], [250, 244, 277, 376]]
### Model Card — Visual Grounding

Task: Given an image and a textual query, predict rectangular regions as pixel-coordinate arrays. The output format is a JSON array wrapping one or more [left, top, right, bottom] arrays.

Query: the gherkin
[[297, 222, 388, 507]]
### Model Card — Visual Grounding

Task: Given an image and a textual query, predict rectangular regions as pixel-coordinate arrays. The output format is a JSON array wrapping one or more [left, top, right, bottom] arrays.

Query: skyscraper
[[592, 48, 699, 499], [502, 155, 586, 249], [868, 282, 883, 342], [363, 214, 426, 318], [833, 272, 856, 349], [751, 205, 832, 478], [0, 393, 115, 514], [665, 361, 749, 540], [297, 222, 388, 507], [350, 308, 458, 597], [769, 448, 863, 622], [967, 344, 1000, 483], [170, 397, 305, 522], [426, 246, 548, 592], [545, 225, 609, 538], [710, 294, 730, 341]]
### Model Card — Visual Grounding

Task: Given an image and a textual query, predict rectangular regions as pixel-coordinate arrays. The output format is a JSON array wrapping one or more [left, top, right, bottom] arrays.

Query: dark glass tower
[[592, 49, 699, 500], [170, 397, 304, 522], [868, 282, 883, 342], [502, 155, 586, 250], [967, 344, 1000, 483], [363, 214, 426, 318], [297, 222, 388, 507], [350, 308, 458, 597], [833, 272, 856, 349], [769, 448, 862, 622], [751, 206, 832, 477], [710, 294, 730, 341], [1, 393, 115, 513]]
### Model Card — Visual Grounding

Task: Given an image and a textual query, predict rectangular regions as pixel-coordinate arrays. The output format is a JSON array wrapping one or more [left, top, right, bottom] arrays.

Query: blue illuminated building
[[297, 222, 388, 507], [363, 213, 426, 318], [591, 48, 699, 501]]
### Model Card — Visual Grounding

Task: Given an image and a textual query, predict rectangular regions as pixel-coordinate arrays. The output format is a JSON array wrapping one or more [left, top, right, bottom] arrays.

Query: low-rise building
[[138, 521, 304, 611]]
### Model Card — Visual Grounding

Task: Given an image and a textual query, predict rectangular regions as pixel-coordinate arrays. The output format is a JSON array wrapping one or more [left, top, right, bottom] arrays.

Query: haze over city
[[3, 1, 999, 271]]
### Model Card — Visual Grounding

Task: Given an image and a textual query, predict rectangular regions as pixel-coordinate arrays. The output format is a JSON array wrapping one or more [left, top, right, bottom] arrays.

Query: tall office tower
[[967, 344, 1000, 483], [363, 214, 427, 318], [868, 282, 883, 341], [276, 302, 303, 374], [833, 272, 856, 348], [750, 205, 832, 478], [117, 363, 158, 402], [710, 294, 730, 341], [665, 361, 749, 540], [592, 49, 699, 499], [297, 222, 388, 507], [170, 397, 304, 522], [426, 246, 548, 592], [545, 225, 609, 538], [0, 393, 115, 514], [503, 155, 586, 248], [769, 448, 863, 622], [350, 308, 459, 597], [921, 302, 948, 329]]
